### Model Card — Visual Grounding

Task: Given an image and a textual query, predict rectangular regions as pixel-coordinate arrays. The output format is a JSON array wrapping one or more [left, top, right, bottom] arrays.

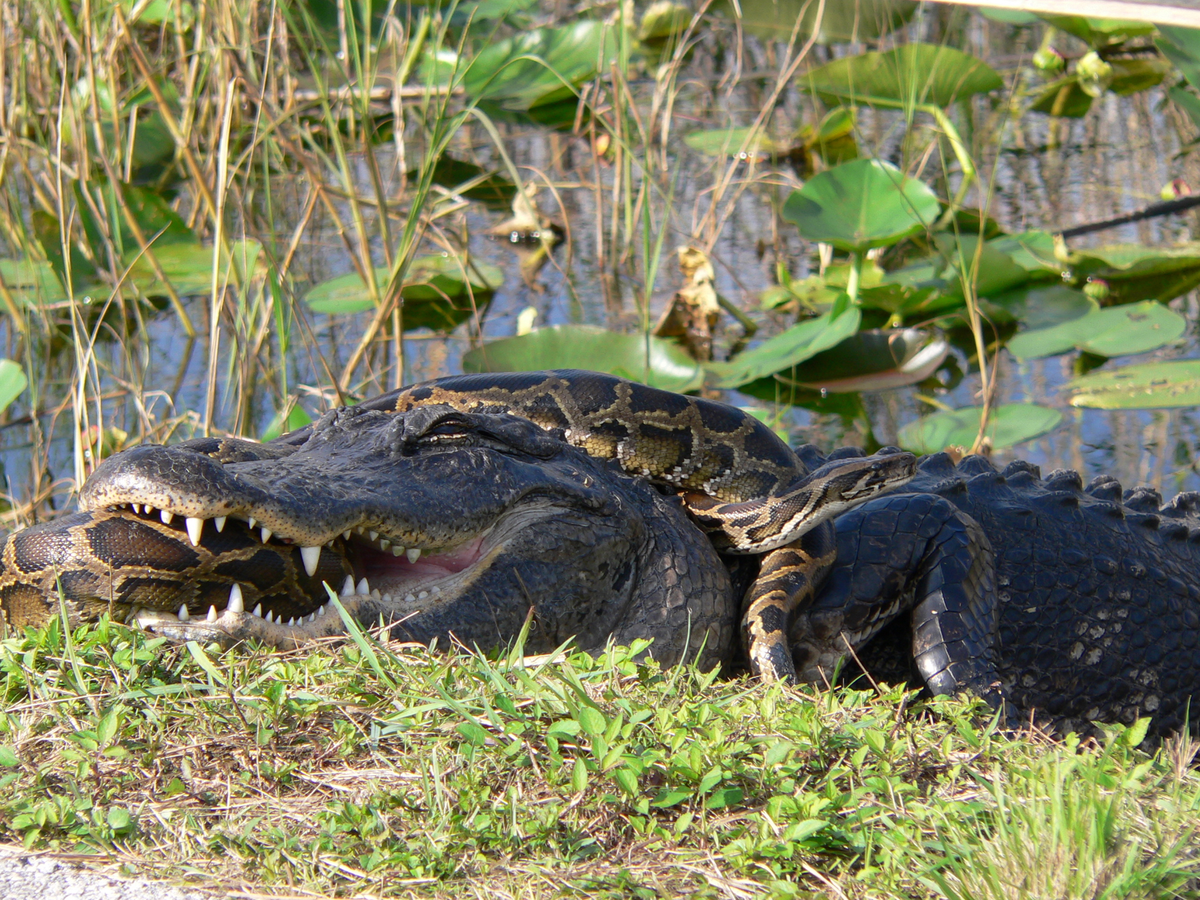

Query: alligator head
[[0, 403, 735, 667]]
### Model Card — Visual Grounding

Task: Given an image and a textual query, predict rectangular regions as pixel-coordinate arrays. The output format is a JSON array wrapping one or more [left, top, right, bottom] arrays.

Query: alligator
[[0, 371, 1196, 739]]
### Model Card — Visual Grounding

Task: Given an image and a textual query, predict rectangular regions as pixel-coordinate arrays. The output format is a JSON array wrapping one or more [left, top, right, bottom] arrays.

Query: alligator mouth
[[103, 500, 513, 647]]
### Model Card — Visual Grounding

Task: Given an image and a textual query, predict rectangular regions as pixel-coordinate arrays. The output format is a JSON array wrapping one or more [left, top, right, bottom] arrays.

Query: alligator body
[[790, 446, 1200, 739]]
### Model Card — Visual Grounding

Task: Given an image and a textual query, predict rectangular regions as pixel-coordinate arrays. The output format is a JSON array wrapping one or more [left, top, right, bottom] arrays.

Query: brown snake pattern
[[1, 370, 916, 680]]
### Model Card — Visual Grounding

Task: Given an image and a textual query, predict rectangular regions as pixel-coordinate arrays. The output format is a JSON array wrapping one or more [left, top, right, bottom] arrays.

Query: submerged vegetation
[[1, 0, 1200, 895]]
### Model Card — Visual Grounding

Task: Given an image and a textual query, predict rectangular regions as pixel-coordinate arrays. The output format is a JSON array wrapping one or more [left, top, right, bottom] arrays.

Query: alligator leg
[[789, 492, 1006, 710]]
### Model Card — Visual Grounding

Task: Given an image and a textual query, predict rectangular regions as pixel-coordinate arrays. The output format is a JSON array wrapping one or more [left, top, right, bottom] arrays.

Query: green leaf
[[462, 325, 704, 393], [783, 159, 939, 253], [704, 296, 861, 389], [1042, 15, 1155, 48], [899, 404, 1062, 454], [989, 284, 1096, 331], [1158, 26, 1200, 92], [774, 328, 948, 394], [0, 746, 19, 767], [802, 43, 1002, 108], [305, 256, 502, 331], [650, 789, 692, 809], [1168, 86, 1200, 131], [261, 404, 314, 442], [1068, 361, 1200, 409], [613, 767, 639, 796], [576, 707, 606, 736], [705, 787, 743, 809], [547, 719, 582, 739], [1063, 243, 1200, 304], [106, 807, 134, 833], [985, 230, 1060, 278], [461, 20, 617, 110], [0, 360, 28, 414], [1029, 76, 1094, 118], [711, 0, 916, 43], [1008, 301, 1185, 361], [682, 126, 788, 159]]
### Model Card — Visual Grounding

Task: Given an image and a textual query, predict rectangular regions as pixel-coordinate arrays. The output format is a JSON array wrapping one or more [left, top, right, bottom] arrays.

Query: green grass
[[0, 618, 1196, 898]]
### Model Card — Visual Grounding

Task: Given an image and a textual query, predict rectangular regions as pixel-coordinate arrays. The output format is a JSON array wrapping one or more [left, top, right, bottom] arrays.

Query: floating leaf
[[1158, 26, 1200, 92], [1030, 76, 1094, 117], [305, 256, 502, 331], [986, 230, 1060, 277], [462, 21, 617, 110], [1041, 15, 1155, 48], [1069, 361, 1200, 409], [410, 157, 517, 210], [0, 258, 70, 307], [1007, 301, 1185, 361], [682, 126, 790, 159], [782, 159, 939, 253], [802, 43, 1002, 108], [713, 0, 916, 43], [899, 404, 1062, 454], [775, 328, 949, 393], [126, 239, 263, 298], [704, 296, 860, 389], [0, 360, 27, 413], [462, 325, 703, 392], [989, 284, 1095, 331], [1063, 243, 1200, 303]]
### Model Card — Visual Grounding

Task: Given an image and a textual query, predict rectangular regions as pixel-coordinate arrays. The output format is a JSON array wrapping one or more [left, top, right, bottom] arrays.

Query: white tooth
[[248, 516, 257, 530], [379, 539, 390, 550], [341, 575, 355, 596], [207, 605, 218, 623], [261, 527, 272, 543], [145, 505, 155, 516], [306, 613, 315, 623], [433, 586, 442, 595], [418, 591, 428, 600], [356, 578, 370, 595], [265, 611, 274, 624], [300, 545, 321, 577], [132, 503, 142, 514], [392, 546, 405, 557], [185, 517, 204, 546], [160, 510, 174, 525], [178, 605, 189, 621], [406, 548, 421, 563], [287, 617, 296, 627], [369, 531, 378, 541], [227, 584, 244, 613], [318, 604, 327, 617], [214, 516, 226, 533], [382, 593, 393, 604], [370, 588, 381, 599], [356, 525, 365, 534], [405, 593, 416, 603], [252, 604, 262, 617], [343, 531, 352, 540]]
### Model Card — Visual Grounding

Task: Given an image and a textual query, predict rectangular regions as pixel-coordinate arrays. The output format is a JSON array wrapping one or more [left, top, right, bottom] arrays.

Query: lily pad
[[775, 328, 949, 393], [0, 359, 27, 414], [989, 284, 1095, 331], [126, 239, 263, 298], [1158, 26, 1200, 92], [986, 230, 1060, 277], [0, 258, 70, 307], [1041, 16, 1155, 48], [783, 159, 939, 253], [1007, 301, 1185, 361], [1069, 361, 1200, 409], [898, 403, 1062, 454], [461, 20, 617, 110], [802, 43, 1002, 108], [462, 325, 703, 393], [305, 256, 502, 331], [703, 295, 861, 389], [711, 0, 916, 43]]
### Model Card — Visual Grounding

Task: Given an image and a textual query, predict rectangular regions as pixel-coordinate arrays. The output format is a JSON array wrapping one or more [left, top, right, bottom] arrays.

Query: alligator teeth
[[306, 612, 315, 623], [317, 604, 327, 617], [369, 531, 379, 541], [264, 611, 274, 624], [406, 548, 421, 563], [145, 505, 155, 516], [343, 531, 352, 540], [356, 578, 370, 596], [405, 593, 416, 603], [252, 603, 263, 618], [287, 617, 296, 627], [185, 517, 204, 546], [132, 503, 142, 514], [417, 591, 429, 600], [300, 545, 321, 577], [214, 516, 226, 533], [261, 527, 272, 543], [160, 510, 174, 525], [379, 539, 390, 550], [248, 516, 257, 530], [381, 593, 393, 604], [392, 545, 405, 557], [178, 604, 190, 621], [207, 605, 218, 623], [228, 583, 244, 614], [340, 575, 355, 596]]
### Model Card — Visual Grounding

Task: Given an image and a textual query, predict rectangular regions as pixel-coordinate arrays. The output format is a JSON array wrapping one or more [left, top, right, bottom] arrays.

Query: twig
[[1058, 193, 1200, 238]]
